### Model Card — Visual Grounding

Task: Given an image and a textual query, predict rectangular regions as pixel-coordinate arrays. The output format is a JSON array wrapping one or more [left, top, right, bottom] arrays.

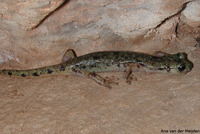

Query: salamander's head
[[159, 52, 194, 74]]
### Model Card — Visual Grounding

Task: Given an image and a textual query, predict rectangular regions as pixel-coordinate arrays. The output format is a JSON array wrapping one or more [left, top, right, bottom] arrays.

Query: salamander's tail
[[0, 65, 61, 77], [0, 69, 46, 77]]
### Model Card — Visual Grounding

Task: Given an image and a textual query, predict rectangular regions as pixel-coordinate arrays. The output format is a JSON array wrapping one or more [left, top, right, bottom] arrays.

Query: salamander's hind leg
[[62, 49, 77, 62], [76, 70, 118, 89], [154, 51, 170, 57]]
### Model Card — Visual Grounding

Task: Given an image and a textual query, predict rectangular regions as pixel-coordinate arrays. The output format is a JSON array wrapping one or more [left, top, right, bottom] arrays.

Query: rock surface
[[0, 0, 200, 133], [181, 0, 200, 27], [0, 0, 192, 67]]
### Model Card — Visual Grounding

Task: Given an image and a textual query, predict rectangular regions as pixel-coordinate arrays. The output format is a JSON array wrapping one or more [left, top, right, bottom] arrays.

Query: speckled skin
[[0, 49, 194, 88]]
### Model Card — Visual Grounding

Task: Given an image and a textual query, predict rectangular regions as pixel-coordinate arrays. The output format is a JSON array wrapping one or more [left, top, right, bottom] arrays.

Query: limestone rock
[[0, 0, 65, 30], [181, 0, 200, 27], [0, 0, 196, 67]]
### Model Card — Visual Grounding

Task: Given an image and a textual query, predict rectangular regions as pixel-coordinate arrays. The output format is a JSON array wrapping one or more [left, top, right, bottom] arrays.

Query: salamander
[[0, 49, 194, 88]]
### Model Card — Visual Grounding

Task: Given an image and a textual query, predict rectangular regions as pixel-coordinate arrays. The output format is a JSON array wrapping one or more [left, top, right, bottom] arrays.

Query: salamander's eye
[[178, 64, 186, 72], [177, 53, 187, 59]]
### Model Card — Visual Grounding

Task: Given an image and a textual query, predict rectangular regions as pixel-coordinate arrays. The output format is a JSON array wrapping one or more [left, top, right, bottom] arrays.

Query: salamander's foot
[[103, 80, 113, 89], [105, 76, 119, 85], [125, 73, 133, 85], [125, 73, 137, 85], [154, 51, 170, 57], [62, 49, 77, 62]]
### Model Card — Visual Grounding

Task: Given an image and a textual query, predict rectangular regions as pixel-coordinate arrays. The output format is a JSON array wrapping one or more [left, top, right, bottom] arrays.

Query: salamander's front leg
[[124, 66, 133, 85], [62, 49, 77, 62], [75, 70, 118, 89], [124, 64, 137, 85]]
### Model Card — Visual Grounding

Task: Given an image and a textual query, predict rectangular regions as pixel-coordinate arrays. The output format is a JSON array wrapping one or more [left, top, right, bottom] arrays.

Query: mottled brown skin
[[0, 49, 194, 88]]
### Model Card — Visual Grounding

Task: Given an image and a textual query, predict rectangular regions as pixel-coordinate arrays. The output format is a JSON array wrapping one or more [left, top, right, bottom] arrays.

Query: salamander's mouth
[[184, 61, 194, 73]]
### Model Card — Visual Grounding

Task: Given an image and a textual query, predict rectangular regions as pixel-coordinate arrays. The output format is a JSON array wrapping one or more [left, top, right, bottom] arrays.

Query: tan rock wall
[[0, 0, 196, 68]]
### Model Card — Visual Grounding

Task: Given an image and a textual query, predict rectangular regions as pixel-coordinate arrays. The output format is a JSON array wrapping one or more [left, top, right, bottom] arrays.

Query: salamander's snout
[[176, 52, 194, 74], [176, 61, 193, 73]]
